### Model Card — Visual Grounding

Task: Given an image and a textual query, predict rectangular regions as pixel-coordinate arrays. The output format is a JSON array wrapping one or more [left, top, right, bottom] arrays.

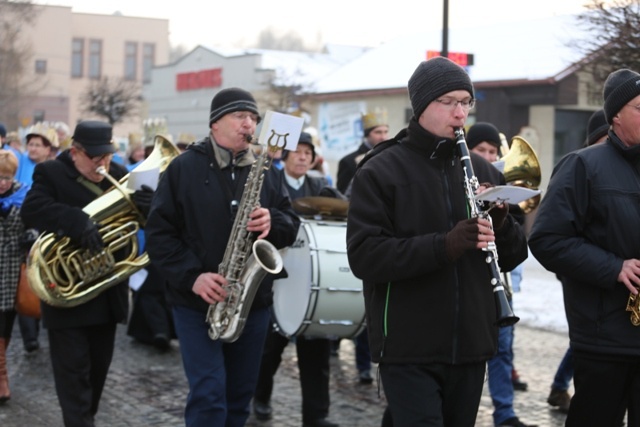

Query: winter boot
[[0, 338, 10, 403]]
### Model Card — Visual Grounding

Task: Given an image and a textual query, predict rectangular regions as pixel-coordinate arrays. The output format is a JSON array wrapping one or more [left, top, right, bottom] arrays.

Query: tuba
[[500, 136, 542, 214], [26, 135, 180, 308]]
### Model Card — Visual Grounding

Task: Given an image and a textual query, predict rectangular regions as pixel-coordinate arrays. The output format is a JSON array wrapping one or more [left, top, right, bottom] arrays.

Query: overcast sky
[[36, 0, 597, 49]]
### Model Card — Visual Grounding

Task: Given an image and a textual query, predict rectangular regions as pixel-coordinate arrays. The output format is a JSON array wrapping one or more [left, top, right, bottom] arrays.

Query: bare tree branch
[[79, 77, 143, 125], [0, 0, 41, 129], [570, 0, 640, 84]]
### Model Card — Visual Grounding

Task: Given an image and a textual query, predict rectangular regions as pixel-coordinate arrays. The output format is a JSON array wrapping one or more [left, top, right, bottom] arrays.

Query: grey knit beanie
[[603, 68, 640, 124], [408, 57, 474, 119], [209, 87, 261, 126]]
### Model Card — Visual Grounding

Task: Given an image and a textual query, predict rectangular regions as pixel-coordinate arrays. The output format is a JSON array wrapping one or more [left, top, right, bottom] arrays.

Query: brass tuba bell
[[500, 136, 541, 214], [26, 135, 180, 308]]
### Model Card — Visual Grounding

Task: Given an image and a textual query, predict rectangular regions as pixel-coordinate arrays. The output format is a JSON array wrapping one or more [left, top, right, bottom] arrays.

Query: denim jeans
[[355, 330, 371, 373], [488, 323, 515, 425], [172, 305, 270, 427], [552, 347, 574, 391]]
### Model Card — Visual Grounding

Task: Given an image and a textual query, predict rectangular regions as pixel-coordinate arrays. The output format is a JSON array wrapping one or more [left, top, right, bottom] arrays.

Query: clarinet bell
[[494, 287, 520, 327]]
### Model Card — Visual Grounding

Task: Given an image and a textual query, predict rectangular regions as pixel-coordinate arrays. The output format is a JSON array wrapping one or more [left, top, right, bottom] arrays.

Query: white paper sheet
[[127, 167, 160, 191], [258, 111, 305, 152], [475, 185, 540, 205], [128, 268, 148, 291]]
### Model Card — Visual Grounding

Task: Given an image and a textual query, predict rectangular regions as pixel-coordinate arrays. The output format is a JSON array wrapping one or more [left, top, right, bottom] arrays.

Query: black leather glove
[[132, 185, 154, 217], [80, 220, 104, 253], [488, 204, 509, 230], [445, 218, 481, 262], [20, 228, 40, 252]]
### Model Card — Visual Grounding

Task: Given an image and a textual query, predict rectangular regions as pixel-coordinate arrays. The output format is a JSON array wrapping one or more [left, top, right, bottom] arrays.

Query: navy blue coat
[[145, 138, 300, 312]]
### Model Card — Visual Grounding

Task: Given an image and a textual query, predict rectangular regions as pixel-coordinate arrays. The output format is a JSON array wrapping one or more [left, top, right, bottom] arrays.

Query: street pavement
[[0, 255, 574, 427], [0, 320, 571, 427]]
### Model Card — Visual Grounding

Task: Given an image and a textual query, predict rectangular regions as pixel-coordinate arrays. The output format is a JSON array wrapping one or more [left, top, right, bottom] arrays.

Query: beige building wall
[[18, 5, 169, 138]]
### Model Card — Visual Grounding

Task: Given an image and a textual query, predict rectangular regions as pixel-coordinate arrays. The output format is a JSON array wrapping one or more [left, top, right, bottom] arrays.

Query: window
[[142, 43, 155, 83], [124, 42, 137, 81], [71, 38, 84, 78], [35, 59, 47, 74], [88, 39, 102, 79]]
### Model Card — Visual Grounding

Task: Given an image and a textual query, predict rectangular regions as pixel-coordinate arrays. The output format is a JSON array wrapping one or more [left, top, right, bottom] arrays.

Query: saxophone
[[206, 133, 285, 342]]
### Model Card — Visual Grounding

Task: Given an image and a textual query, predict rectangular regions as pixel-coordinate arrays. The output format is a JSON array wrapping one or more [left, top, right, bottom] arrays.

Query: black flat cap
[[72, 121, 115, 157]]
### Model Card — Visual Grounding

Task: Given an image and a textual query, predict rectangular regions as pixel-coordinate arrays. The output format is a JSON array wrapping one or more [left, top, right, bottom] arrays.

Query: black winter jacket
[[529, 131, 640, 358], [144, 138, 300, 312], [347, 120, 528, 365], [20, 150, 129, 329]]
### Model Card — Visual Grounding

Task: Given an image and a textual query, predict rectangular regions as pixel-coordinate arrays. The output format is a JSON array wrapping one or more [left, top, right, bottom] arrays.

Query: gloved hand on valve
[[132, 184, 154, 217], [80, 219, 104, 253], [445, 217, 495, 262]]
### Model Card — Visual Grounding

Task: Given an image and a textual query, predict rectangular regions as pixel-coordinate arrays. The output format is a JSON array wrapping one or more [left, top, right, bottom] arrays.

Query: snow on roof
[[314, 14, 588, 94], [200, 45, 368, 87]]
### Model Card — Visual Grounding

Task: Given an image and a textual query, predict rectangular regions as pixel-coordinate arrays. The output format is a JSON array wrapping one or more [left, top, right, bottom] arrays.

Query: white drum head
[[273, 225, 313, 336]]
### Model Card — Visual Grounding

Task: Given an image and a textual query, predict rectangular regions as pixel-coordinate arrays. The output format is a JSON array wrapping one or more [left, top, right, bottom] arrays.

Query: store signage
[[176, 68, 222, 91], [426, 50, 474, 67]]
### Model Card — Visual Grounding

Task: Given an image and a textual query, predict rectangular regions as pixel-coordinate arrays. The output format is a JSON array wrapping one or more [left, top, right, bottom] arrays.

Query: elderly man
[[144, 87, 299, 427], [530, 68, 640, 427], [21, 120, 153, 427]]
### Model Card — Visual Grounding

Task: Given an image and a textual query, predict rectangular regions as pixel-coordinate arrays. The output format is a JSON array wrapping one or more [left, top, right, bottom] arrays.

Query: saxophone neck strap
[[205, 139, 249, 215]]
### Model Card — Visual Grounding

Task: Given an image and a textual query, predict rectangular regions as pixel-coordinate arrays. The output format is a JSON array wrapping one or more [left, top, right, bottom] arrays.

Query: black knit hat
[[209, 87, 261, 126], [282, 131, 315, 162], [408, 57, 474, 119], [585, 109, 609, 146], [603, 68, 640, 124], [72, 121, 115, 157], [467, 122, 501, 150]]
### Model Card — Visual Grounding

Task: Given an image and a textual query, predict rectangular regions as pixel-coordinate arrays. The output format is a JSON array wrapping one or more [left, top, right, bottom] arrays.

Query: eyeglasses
[[0, 176, 13, 182], [76, 146, 112, 163], [230, 111, 259, 124], [434, 97, 476, 111], [626, 103, 640, 113]]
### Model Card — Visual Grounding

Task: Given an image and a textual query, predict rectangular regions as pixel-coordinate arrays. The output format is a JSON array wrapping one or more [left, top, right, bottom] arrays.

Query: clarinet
[[454, 128, 520, 327]]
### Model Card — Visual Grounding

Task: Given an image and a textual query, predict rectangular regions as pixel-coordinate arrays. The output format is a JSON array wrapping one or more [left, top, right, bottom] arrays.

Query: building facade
[[9, 4, 169, 138]]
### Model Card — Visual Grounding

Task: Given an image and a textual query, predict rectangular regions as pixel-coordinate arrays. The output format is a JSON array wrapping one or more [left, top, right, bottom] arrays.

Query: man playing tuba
[[21, 120, 154, 427]]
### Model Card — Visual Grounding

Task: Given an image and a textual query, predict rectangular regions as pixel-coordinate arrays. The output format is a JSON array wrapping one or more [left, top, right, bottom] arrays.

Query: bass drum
[[273, 220, 365, 339]]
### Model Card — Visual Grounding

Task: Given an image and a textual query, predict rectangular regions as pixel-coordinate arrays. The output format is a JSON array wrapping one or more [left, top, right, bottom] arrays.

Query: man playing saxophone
[[20, 121, 154, 427], [346, 57, 529, 427], [144, 88, 299, 427], [529, 68, 640, 427]]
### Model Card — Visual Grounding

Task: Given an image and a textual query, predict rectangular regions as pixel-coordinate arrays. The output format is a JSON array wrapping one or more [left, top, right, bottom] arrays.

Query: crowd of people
[[1, 60, 639, 427]]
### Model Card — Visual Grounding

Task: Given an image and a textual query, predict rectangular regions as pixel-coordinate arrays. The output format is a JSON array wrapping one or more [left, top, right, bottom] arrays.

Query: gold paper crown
[[26, 122, 59, 148], [177, 132, 196, 144], [142, 117, 169, 146], [362, 108, 388, 131]]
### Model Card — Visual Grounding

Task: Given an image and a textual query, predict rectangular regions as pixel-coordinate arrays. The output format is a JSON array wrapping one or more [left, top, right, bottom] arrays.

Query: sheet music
[[127, 166, 160, 191], [475, 185, 540, 205]]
